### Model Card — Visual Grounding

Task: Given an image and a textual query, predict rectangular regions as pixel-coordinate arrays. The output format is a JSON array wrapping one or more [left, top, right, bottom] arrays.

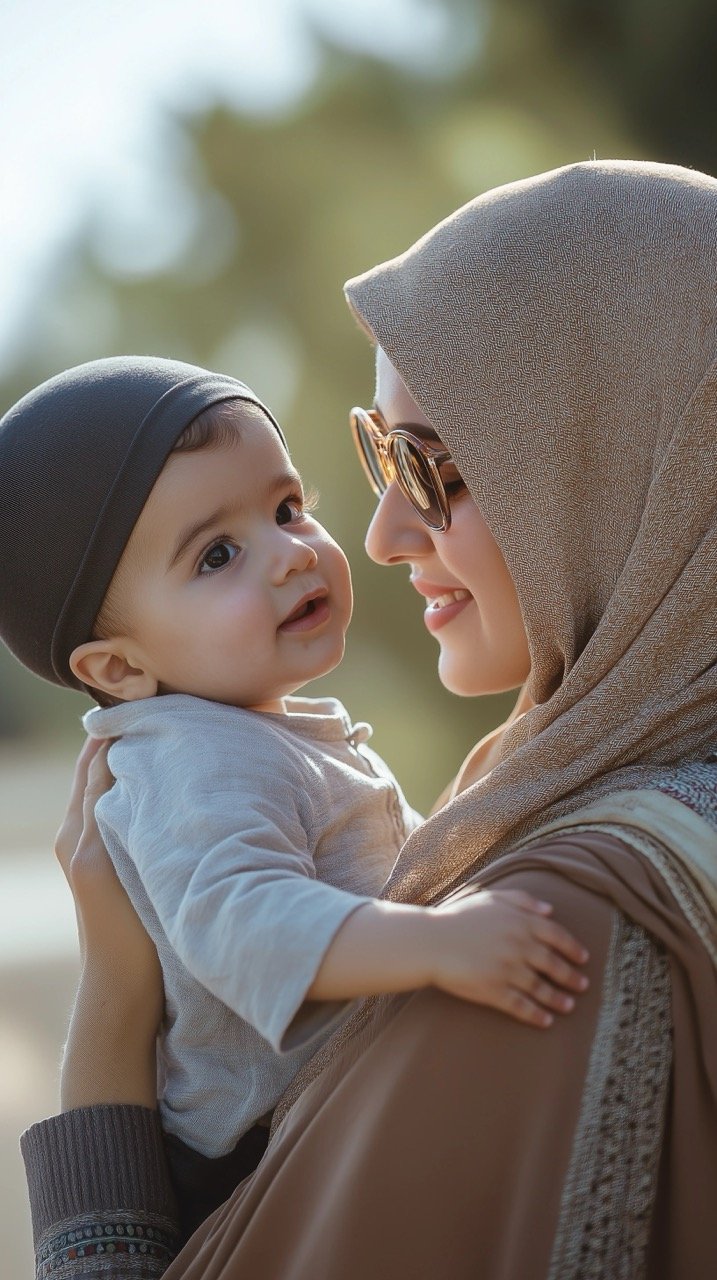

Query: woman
[[23, 158, 717, 1278]]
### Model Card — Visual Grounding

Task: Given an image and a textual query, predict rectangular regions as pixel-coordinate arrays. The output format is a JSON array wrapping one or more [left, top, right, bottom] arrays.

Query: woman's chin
[[437, 651, 530, 698], [437, 653, 483, 697]]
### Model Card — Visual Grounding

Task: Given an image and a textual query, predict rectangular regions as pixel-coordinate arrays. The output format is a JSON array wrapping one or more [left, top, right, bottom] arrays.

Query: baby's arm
[[118, 716, 585, 1041], [308, 891, 589, 1028]]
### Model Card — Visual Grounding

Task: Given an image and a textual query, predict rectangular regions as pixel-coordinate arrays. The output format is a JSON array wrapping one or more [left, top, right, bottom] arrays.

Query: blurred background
[[2, 0, 716, 1270]]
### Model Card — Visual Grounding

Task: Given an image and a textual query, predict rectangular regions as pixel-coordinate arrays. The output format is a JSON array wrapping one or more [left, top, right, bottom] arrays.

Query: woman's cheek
[[431, 575, 530, 696]]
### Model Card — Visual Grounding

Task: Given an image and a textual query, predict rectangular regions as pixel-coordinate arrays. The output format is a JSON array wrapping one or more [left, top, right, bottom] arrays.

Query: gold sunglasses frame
[[349, 406, 453, 531]]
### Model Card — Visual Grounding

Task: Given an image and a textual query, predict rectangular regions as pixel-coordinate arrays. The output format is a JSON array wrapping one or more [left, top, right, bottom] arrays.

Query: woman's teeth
[[428, 589, 470, 610]]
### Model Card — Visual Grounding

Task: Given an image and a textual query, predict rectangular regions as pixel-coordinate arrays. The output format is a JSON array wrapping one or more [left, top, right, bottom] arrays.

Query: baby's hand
[[428, 889, 589, 1027]]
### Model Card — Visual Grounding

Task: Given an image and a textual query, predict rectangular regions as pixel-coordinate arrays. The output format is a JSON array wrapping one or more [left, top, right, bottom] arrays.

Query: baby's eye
[[276, 497, 304, 526], [199, 541, 239, 574]]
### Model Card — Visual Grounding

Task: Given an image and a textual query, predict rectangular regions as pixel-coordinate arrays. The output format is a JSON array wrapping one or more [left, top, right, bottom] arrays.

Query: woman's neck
[[438, 685, 534, 808]]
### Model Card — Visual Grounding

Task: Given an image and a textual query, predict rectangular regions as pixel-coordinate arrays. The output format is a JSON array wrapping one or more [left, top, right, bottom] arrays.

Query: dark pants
[[164, 1123, 271, 1241]]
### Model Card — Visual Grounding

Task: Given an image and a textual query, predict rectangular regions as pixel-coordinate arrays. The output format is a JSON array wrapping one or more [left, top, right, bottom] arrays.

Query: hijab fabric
[[344, 158, 717, 906]]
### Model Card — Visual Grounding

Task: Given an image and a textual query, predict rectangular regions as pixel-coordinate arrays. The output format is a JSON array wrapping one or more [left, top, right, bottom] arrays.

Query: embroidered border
[[36, 1212, 179, 1279], [564, 819, 717, 968], [655, 760, 717, 832], [548, 915, 672, 1280]]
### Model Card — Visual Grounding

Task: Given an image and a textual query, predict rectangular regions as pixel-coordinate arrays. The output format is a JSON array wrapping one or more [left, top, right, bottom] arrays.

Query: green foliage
[[3, 2, 711, 807]]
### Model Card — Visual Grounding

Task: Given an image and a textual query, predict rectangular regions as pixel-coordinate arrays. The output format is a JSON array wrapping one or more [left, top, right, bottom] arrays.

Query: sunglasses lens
[[353, 414, 388, 494], [392, 437, 443, 529]]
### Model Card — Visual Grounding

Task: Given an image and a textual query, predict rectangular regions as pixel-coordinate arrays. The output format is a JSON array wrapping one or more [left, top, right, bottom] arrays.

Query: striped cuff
[[21, 1105, 179, 1244]]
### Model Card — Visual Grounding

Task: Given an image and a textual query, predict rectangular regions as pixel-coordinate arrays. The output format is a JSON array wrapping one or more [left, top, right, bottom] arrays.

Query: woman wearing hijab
[[22, 159, 717, 1279]]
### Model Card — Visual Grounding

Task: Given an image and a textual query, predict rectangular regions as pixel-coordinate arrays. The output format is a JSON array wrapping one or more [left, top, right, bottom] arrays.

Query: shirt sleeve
[[21, 1106, 181, 1280], [102, 714, 371, 1052]]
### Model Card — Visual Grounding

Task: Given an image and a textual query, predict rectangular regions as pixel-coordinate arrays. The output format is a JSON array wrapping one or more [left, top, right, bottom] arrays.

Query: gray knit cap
[[0, 355, 285, 691]]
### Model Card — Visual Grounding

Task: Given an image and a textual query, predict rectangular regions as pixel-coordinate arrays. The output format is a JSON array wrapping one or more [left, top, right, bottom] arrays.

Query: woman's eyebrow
[[372, 406, 441, 444], [400, 422, 440, 442]]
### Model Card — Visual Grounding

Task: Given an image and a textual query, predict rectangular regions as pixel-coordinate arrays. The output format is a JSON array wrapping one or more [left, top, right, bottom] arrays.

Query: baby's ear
[[70, 640, 158, 702]]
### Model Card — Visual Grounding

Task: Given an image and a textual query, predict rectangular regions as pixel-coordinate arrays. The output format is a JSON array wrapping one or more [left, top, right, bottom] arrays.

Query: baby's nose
[[272, 535, 318, 580]]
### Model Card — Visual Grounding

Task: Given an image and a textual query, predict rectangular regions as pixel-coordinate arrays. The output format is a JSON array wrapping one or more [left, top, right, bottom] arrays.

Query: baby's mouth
[[285, 598, 318, 624], [279, 589, 330, 632]]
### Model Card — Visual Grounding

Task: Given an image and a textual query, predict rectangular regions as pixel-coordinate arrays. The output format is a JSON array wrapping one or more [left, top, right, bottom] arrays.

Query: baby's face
[[103, 407, 353, 710]]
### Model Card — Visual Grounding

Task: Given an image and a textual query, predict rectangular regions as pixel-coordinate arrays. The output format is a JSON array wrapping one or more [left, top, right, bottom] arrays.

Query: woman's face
[[364, 349, 531, 696]]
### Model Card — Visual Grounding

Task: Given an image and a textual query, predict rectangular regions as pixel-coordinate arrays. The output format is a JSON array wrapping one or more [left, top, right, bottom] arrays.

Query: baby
[[0, 356, 588, 1232]]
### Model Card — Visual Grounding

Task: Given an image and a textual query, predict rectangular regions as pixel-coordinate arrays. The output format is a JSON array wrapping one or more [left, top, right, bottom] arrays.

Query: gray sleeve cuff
[[21, 1105, 179, 1245]]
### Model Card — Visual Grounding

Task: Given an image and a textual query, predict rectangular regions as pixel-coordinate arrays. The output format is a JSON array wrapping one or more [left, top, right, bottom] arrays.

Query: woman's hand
[[430, 889, 589, 1027], [55, 735, 113, 957], [56, 736, 164, 1111]]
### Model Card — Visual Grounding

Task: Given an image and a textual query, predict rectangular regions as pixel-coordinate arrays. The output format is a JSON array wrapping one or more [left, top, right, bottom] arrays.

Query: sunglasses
[[349, 406, 454, 531]]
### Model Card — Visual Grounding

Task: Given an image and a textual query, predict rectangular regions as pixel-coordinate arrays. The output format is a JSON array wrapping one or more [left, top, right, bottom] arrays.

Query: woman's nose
[[364, 482, 432, 565]]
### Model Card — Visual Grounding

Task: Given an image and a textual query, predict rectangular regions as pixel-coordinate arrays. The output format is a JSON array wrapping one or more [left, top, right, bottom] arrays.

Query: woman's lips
[[418, 587, 472, 633], [279, 591, 331, 633]]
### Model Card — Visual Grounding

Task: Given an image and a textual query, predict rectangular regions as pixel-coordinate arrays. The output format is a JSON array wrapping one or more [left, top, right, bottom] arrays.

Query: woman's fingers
[[54, 736, 117, 962], [71, 747, 117, 895], [55, 736, 108, 881], [80, 741, 114, 834]]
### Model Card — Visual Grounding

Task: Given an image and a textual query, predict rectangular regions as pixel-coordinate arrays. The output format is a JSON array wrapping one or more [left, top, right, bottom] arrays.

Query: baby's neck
[[246, 696, 288, 715]]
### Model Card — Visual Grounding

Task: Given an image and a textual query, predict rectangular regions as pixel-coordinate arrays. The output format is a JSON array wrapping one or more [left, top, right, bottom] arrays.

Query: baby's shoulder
[[106, 695, 308, 788]]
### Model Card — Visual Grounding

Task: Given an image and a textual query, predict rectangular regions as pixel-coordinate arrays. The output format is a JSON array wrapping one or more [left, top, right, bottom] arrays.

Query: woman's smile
[[411, 578, 473, 633]]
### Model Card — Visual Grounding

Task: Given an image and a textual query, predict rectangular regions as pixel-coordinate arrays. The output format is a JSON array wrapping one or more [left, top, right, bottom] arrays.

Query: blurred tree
[[3, 0, 712, 804], [534, 0, 717, 173]]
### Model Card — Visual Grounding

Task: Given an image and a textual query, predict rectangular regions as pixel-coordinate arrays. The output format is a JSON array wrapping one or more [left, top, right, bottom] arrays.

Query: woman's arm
[[22, 739, 180, 1280], [56, 738, 163, 1110], [21, 1105, 180, 1280]]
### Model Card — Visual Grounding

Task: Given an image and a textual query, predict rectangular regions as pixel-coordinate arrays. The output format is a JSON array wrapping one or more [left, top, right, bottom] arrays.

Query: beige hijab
[[344, 158, 717, 907]]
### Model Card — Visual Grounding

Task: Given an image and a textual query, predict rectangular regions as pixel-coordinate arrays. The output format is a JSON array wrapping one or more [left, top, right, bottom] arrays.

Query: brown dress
[[164, 830, 717, 1280]]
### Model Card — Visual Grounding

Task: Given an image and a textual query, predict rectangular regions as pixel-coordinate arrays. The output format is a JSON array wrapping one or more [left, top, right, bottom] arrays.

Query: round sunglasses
[[350, 406, 453, 531]]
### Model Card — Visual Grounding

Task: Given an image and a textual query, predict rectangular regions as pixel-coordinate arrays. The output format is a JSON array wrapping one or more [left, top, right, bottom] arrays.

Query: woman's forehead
[[374, 347, 435, 432]]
